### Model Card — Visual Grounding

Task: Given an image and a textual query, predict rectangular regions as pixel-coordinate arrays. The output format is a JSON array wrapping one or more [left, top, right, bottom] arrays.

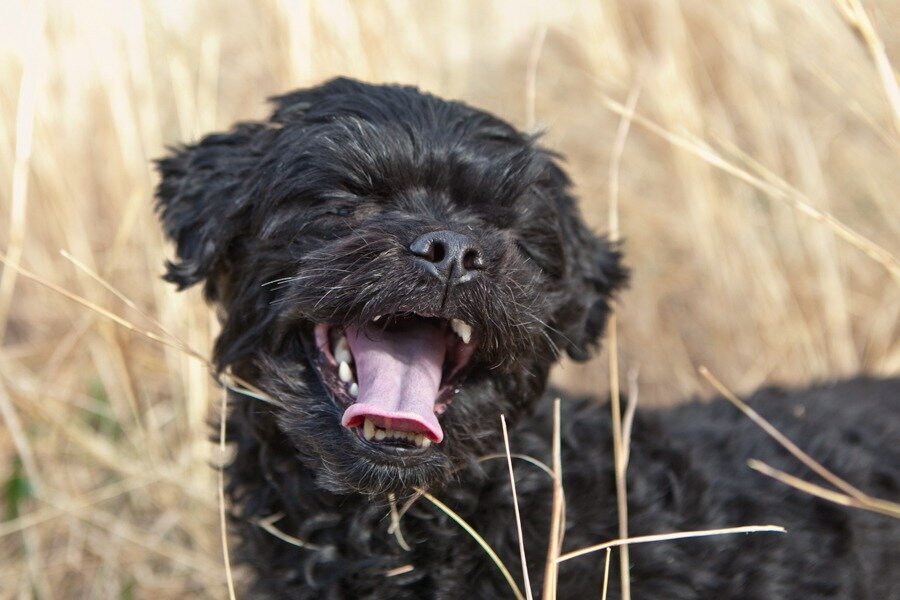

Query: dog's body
[[226, 377, 899, 599], [155, 79, 899, 599]]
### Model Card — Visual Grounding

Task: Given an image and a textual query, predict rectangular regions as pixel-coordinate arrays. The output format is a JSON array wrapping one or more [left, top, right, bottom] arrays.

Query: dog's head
[[156, 78, 626, 496]]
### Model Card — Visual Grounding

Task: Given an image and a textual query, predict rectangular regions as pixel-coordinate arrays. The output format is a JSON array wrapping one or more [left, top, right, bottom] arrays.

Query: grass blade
[[417, 489, 525, 600]]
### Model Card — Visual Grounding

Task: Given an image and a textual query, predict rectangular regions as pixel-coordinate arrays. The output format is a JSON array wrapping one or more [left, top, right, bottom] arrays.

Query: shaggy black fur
[[156, 78, 900, 599]]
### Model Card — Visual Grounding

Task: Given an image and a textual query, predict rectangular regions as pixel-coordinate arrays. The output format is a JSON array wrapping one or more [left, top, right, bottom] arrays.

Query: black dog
[[156, 78, 899, 599]]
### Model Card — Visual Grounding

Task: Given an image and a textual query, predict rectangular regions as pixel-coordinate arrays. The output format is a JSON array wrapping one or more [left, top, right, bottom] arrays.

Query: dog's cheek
[[555, 221, 628, 361], [442, 370, 544, 452]]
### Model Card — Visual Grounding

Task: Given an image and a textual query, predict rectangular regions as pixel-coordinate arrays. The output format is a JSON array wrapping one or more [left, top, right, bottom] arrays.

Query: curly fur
[[156, 78, 900, 598]]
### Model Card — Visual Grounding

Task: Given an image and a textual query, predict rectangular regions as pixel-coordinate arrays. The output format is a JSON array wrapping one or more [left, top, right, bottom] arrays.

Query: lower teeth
[[361, 418, 431, 448]]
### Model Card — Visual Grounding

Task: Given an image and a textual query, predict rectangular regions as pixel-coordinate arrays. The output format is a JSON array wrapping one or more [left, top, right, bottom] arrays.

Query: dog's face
[[156, 78, 626, 496]]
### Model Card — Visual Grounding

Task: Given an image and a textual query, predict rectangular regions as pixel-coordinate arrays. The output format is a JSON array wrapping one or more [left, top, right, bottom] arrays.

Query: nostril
[[431, 241, 446, 264], [410, 235, 446, 263], [462, 249, 483, 271]]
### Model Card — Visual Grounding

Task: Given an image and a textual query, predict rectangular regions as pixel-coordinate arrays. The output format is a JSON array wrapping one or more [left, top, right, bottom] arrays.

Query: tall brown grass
[[0, 0, 897, 597]]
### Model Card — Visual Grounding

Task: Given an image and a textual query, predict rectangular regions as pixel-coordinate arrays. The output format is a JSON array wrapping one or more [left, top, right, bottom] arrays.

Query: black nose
[[409, 230, 484, 284]]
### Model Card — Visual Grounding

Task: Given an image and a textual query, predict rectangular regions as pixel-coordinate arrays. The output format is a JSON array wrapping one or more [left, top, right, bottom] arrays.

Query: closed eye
[[516, 239, 562, 279], [329, 206, 354, 217]]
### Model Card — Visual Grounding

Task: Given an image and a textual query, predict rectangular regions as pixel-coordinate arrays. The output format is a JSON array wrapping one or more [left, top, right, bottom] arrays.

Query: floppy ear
[[155, 78, 367, 294], [155, 123, 265, 293], [557, 205, 628, 361], [531, 150, 628, 361]]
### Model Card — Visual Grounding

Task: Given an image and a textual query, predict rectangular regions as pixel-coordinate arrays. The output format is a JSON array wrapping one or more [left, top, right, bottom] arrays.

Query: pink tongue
[[340, 322, 446, 443]]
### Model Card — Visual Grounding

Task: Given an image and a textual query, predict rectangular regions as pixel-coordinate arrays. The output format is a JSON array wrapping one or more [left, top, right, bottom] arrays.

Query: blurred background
[[0, 0, 897, 596]]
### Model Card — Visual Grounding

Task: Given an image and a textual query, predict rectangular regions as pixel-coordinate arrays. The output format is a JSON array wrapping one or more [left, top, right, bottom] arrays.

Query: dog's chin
[[309, 426, 455, 497], [273, 393, 457, 497]]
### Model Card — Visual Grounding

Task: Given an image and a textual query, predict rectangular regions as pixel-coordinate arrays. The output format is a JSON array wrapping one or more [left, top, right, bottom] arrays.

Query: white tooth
[[421, 437, 432, 448], [339, 361, 353, 383], [334, 337, 352, 363], [363, 418, 375, 440], [451, 319, 472, 344], [414, 433, 425, 447], [375, 429, 386, 441], [349, 382, 359, 397]]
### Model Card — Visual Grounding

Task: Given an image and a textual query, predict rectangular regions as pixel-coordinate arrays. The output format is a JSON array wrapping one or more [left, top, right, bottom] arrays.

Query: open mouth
[[312, 314, 477, 450]]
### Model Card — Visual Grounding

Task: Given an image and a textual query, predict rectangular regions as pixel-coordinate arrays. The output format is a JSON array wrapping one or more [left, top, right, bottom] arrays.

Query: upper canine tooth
[[363, 418, 375, 440], [334, 337, 352, 363], [338, 362, 353, 383], [451, 319, 472, 344], [349, 382, 359, 398]]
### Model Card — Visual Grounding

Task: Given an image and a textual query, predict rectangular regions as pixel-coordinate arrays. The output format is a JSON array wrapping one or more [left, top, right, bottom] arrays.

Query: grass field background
[[0, 0, 897, 596]]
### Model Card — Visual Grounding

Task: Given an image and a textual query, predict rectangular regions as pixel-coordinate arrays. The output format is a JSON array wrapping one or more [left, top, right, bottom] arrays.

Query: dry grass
[[0, 0, 898, 597]]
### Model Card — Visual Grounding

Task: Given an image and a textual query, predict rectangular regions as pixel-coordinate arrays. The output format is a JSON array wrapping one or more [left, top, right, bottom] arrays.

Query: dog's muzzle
[[410, 230, 484, 285]]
